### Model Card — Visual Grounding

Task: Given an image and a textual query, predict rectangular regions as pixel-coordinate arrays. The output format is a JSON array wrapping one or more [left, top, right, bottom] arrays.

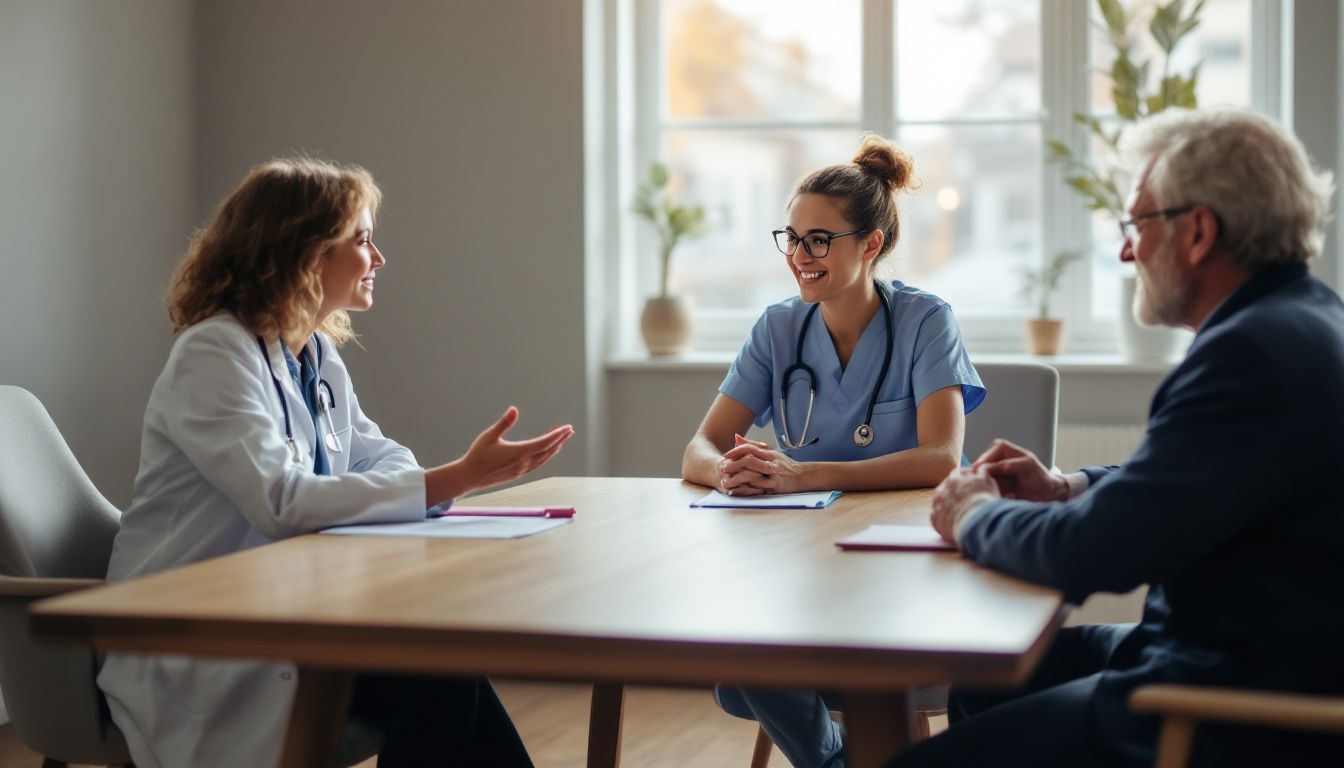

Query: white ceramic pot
[[640, 295, 694, 356], [1117, 272, 1185, 362]]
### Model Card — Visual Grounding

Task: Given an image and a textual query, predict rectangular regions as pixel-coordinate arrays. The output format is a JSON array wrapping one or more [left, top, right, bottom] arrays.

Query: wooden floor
[[0, 681, 946, 767]]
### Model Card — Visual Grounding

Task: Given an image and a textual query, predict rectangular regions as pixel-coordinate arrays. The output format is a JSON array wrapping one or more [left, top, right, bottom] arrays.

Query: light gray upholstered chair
[[0, 386, 383, 768], [0, 385, 132, 767], [748, 360, 1061, 768], [963, 361, 1059, 468]]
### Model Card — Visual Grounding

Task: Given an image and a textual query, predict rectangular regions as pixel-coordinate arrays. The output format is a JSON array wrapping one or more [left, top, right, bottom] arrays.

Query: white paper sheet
[[321, 515, 571, 539]]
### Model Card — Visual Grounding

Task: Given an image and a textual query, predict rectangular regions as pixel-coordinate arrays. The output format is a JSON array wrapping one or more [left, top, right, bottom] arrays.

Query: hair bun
[[853, 133, 917, 192]]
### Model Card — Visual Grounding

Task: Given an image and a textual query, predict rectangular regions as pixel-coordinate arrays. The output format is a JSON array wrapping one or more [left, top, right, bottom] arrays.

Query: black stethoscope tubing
[[256, 335, 337, 465], [778, 280, 894, 449]]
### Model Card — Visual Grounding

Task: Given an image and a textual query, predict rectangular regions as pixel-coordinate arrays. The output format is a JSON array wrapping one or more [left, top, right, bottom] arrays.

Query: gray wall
[[1, 0, 194, 728], [1, 0, 585, 500], [194, 0, 588, 481], [1295, 0, 1343, 290], [0, 0, 194, 507]]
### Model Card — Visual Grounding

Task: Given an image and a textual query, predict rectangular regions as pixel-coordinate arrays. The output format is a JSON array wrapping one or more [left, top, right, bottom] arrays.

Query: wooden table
[[31, 477, 1062, 767]]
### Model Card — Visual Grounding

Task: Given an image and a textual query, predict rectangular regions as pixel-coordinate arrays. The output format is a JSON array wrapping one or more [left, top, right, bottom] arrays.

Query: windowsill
[[607, 351, 1180, 375]]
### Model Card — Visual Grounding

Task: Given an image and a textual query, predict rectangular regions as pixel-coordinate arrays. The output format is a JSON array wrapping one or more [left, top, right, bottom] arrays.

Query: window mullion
[[632, 0, 663, 352], [1042, 0, 1094, 336], [863, 0, 896, 138], [1250, 0, 1289, 122]]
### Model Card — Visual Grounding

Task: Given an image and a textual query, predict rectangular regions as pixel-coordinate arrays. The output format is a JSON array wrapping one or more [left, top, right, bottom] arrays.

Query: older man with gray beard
[[890, 109, 1344, 768]]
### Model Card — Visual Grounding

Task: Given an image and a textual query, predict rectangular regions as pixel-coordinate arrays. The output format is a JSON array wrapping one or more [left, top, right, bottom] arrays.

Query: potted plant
[[1021, 250, 1082, 355], [1046, 0, 1204, 360], [633, 162, 708, 356]]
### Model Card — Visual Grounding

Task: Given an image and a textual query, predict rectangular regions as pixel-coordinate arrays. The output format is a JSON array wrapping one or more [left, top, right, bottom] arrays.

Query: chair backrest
[[963, 361, 1059, 468], [0, 386, 121, 580], [0, 385, 130, 764]]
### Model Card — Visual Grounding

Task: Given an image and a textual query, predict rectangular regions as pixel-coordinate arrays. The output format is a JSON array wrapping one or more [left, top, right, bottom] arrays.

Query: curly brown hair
[[166, 157, 382, 346]]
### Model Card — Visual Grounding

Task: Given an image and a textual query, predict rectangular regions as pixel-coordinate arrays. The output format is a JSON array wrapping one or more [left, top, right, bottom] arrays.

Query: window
[[1087, 0, 1256, 319], [615, 0, 1278, 354]]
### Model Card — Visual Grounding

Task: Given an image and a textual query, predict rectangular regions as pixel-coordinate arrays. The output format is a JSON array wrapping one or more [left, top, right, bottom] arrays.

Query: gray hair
[[1118, 108, 1334, 268]]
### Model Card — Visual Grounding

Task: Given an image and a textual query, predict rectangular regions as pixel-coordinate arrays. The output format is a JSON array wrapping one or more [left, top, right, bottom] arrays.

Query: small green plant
[[1047, 0, 1206, 220], [632, 162, 708, 298], [1021, 251, 1083, 319]]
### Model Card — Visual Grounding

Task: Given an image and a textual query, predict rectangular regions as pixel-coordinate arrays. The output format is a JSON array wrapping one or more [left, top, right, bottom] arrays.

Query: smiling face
[[318, 206, 383, 319], [783, 193, 879, 305]]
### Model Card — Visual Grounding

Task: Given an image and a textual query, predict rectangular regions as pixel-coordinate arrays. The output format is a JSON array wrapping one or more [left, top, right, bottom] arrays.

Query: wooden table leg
[[842, 690, 913, 768], [281, 666, 354, 768], [587, 682, 625, 768]]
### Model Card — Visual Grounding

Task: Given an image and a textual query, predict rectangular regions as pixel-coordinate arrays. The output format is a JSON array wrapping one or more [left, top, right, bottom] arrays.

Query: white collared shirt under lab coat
[[97, 313, 428, 768]]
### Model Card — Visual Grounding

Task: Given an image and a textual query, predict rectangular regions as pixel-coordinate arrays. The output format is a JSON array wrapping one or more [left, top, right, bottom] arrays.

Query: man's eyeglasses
[[772, 228, 870, 259], [1118, 205, 1195, 243]]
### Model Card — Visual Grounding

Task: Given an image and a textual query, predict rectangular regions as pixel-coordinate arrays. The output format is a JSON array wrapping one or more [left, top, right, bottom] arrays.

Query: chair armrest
[[1131, 684, 1344, 734], [0, 574, 103, 598]]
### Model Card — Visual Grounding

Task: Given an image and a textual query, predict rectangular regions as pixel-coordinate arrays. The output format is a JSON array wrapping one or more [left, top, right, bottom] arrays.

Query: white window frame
[[604, 0, 1287, 357]]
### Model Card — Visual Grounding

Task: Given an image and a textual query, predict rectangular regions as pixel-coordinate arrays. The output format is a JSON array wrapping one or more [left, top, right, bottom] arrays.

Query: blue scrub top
[[720, 280, 985, 462]]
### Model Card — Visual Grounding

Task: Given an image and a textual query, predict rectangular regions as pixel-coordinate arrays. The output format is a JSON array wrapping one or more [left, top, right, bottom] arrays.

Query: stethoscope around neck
[[778, 280, 894, 450], [256, 335, 343, 465]]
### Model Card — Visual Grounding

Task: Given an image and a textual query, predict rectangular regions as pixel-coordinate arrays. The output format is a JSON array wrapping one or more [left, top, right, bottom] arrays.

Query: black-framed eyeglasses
[[772, 228, 870, 259], [1118, 205, 1195, 243]]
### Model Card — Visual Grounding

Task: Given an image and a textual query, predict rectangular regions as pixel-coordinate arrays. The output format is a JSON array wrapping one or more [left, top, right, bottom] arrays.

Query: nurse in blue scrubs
[[682, 135, 985, 768]]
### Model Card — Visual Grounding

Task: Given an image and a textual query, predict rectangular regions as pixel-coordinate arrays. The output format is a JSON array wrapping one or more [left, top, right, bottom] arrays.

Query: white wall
[[0, 1, 194, 507], [194, 0, 589, 480]]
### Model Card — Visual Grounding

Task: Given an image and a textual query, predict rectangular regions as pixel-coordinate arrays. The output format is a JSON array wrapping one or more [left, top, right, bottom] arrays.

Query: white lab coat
[[97, 313, 427, 768]]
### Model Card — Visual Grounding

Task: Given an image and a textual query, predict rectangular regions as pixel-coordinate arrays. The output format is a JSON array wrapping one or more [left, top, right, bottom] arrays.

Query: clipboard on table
[[689, 490, 842, 509]]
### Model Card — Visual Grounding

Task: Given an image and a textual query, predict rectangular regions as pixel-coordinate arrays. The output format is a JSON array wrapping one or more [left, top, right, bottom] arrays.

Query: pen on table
[[433, 506, 576, 519]]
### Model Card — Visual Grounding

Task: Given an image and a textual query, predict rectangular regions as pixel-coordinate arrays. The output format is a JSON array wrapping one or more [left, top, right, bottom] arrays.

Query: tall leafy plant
[[633, 162, 709, 298], [1047, 0, 1206, 220]]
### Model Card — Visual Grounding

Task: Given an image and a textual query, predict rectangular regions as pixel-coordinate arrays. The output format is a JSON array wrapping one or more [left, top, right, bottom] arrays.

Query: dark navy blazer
[[960, 263, 1344, 761]]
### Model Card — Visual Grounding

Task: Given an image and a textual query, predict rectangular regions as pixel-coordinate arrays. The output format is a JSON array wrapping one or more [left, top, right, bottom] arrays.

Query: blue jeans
[[714, 685, 845, 768]]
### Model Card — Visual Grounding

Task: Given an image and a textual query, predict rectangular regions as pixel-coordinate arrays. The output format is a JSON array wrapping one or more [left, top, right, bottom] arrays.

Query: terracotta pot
[[640, 295, 694, 356], [1026, 318, 1063, 356]]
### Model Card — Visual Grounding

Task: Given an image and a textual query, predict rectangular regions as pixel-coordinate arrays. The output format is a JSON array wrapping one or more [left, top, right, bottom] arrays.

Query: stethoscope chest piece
[[316, 384, 343, 454], [258, 334, 344, 464], [779, 280, 894, 452]]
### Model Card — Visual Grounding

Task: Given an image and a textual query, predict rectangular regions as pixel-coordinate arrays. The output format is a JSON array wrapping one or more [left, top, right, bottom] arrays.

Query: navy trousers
[[886, 624, 1143, 768], [340, 674, 533, 767]]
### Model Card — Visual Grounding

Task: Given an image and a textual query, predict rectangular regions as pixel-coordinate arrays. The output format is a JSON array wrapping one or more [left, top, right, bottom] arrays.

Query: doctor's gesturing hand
[[427, 406, 573, 504]]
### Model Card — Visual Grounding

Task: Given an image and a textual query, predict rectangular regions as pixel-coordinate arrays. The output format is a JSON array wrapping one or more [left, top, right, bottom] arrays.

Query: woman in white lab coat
[[97, 157, 572, 768]]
